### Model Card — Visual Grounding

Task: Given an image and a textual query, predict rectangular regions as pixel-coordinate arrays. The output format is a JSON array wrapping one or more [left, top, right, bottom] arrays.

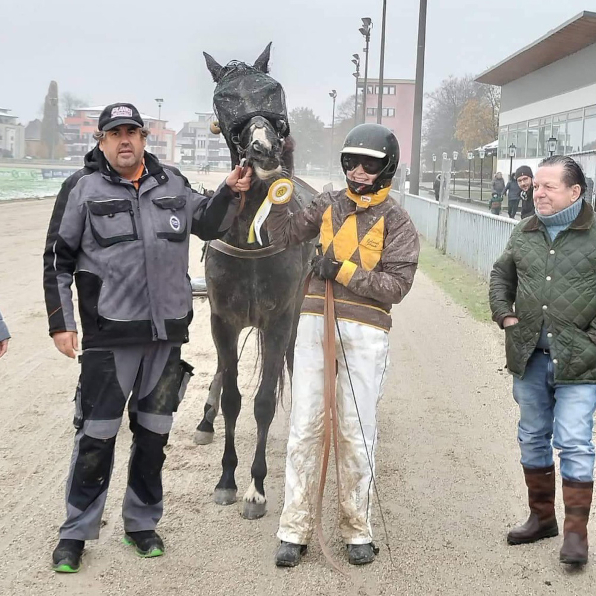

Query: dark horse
[[194, 44, 314, 519]]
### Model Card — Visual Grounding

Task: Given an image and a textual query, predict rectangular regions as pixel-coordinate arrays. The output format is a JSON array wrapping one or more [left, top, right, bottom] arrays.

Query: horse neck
[[223, 178, 273, 249]]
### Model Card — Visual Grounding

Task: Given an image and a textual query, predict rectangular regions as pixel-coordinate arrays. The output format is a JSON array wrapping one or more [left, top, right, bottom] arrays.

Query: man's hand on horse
[[226, 165, 253, 194], [311, 255, 342, 280]]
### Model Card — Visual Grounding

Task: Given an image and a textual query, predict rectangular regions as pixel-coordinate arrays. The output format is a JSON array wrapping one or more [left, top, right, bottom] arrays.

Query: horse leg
[[242, 317, 293, 519], [194, 369, 223, 445], [209, 314, 242, 506]]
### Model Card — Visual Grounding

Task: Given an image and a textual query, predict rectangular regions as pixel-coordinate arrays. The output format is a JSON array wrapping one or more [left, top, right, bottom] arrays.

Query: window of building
[[367, 107, 377, 116], [566, 118, 583, 153], [498, 127, 507, 159], [367, 85, 375, 95], [583, 115, 596, 151], [516, 127, 527, 159], [585, 105, 596, 117], [538, 118, 552, 157], [382, 108, 395, 117], [387, 86, 396, 95], [552, 121, 566, 155], [527, 124, 539, 158]]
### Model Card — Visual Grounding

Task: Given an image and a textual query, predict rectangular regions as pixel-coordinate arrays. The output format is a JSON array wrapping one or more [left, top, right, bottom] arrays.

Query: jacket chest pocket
[[87, 199, 138, 247], [152, 196, 188, 242]]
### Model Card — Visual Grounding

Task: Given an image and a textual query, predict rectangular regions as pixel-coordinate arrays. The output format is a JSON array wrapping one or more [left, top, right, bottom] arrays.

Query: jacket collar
[[85, 146, 168, 186], [522, 200, 593, 232]]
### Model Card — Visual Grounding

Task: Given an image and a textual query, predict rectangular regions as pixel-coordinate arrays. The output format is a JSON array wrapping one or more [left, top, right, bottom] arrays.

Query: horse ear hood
[[204, 52, 224, 82], [253, 42, 272, 73]]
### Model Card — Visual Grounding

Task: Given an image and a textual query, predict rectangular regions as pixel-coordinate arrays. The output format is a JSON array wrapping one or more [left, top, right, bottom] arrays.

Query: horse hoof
[[194, 430, 214, 445], [242, 500, 267, 520], [214, 488, 237, 506]]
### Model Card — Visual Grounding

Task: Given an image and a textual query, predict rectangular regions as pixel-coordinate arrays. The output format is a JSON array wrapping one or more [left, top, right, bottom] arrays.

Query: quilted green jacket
[[489, 201, 596, 383]]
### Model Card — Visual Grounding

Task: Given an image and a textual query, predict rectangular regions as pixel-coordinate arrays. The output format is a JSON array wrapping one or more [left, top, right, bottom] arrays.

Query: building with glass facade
[[476, 11, 596, 198]]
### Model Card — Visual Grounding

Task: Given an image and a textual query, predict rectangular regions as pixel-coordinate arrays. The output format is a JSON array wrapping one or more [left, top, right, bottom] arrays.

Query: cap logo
[[111, 106, 133, 118]]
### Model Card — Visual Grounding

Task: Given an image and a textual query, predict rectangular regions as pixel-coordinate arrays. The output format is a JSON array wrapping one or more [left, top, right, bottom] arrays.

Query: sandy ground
[[1, 186, 596, 595]]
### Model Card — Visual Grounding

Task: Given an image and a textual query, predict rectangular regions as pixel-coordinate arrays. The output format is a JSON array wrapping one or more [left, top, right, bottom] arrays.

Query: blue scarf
[[535, 199, 582, 241]]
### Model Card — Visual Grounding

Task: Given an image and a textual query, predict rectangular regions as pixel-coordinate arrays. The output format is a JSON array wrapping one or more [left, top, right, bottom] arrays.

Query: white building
[[176, 112, 231, 170], [476, 11, 596, 194], [0, 108, 25, 159]]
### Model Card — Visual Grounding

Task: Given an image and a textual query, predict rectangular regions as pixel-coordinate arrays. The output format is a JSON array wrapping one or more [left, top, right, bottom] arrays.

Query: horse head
[[203, 44, 291, 180]]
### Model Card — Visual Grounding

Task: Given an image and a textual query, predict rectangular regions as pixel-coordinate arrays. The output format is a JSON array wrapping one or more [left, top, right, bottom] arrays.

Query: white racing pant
[[277, 314, 390, 545]]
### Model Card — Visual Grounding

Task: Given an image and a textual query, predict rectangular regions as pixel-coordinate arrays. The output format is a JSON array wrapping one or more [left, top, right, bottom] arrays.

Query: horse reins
[[314, 276, 345, 575]]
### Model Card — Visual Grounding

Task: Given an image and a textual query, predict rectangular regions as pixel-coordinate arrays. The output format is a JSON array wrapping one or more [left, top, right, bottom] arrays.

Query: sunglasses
[[341, 154, 386, 175]]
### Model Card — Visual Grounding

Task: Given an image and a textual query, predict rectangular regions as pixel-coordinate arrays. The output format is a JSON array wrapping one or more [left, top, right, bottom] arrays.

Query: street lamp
[[377, 1, 387, 124], [359, 18, 372, 124], [352, 54, 360, 128], [479, 148, 486, 201], [329, 89, 337, 180], [548, 136, 557, 157], [432, 153, 436, 178], [452, 151, 458, 194], [467, 151, 474, 199], [508, 143, 516, 178], [154, 98, 164, 123]]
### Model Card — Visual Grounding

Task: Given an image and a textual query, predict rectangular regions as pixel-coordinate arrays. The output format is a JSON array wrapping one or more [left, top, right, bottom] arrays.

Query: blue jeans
[[512, 351, 596, 482]]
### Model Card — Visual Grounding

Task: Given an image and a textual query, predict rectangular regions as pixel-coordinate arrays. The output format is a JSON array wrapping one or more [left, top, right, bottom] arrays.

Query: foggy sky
[[1, 0, 591, 131]]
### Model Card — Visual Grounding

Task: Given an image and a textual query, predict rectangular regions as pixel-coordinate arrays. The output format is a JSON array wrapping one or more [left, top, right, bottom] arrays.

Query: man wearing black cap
[[43, 103, 251, 572], [516, 165, 535, 219]]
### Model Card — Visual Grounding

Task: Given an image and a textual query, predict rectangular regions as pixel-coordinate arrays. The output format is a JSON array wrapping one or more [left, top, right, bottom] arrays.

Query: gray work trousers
[[59, 341, 191, 540]]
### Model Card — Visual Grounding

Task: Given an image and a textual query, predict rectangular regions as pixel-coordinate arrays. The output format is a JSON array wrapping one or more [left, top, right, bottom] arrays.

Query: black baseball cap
[[98, 103, 144, 131]]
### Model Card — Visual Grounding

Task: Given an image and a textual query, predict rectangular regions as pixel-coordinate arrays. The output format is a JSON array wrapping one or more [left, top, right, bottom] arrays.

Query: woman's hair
[[538, 155, 587, 195], [93, 127, 150, 142]]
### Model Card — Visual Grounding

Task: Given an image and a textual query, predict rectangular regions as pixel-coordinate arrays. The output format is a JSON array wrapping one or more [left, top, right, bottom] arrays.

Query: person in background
[[433, 174, 441, 201], [516, 165, 535, 219], [504, 173, 522, 219], [0, 309, 10, 358]]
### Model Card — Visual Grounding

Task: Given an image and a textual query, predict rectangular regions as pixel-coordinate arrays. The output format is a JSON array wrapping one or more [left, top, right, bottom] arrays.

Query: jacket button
[[542, 305, 548, 310], [546, 276, 552, 281], [552, 358, 558, 364], [550, 249, 555, 255], [547, 332, 553, 338]]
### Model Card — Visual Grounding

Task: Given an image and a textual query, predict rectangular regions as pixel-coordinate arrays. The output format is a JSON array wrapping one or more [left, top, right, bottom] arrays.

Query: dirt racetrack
[[1, 190, 596, 596]]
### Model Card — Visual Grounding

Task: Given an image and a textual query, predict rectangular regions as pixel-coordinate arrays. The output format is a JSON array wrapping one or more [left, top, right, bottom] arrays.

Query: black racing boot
[[123, 530, 165, 558], [275, 541, 307, 567], [347, 543, 377, 565], [52, 539, 84, 573]]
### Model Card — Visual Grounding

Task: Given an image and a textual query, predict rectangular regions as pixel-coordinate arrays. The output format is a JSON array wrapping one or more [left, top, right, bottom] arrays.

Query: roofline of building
[[476, 11, 596, 86]]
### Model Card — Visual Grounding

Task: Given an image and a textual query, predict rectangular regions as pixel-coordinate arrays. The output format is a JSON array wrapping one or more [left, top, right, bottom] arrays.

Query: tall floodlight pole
[[376, 0, 387, 124], [359, 18, 372, 124], [329, 89, 337, 180], [409, 0, 428, 196], [352, 54, 360, 128]]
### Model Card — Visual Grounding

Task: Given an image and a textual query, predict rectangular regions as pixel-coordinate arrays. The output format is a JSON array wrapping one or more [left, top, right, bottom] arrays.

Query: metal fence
[[401, 192, 516, 281]]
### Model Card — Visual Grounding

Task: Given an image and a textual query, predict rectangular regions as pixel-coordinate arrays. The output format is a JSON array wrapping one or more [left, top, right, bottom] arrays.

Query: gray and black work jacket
[[43, 148, 239, 349]]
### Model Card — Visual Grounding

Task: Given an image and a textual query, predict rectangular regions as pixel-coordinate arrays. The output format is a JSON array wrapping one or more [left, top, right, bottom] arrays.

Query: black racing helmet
[[340, 123, 400, 194]]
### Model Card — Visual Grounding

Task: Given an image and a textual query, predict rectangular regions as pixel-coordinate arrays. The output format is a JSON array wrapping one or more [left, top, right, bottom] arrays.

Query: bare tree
[[422, 75, 499, 169], [61, 92, 89, 117]]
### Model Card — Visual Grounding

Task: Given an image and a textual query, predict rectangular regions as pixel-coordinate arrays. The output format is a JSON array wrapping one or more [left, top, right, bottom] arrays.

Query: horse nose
[[251, 140, 265, 154]]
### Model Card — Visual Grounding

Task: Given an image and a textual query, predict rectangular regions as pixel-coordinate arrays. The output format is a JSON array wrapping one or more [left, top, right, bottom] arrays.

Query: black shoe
[[275, 541, 307, 567], [123, 530, 165, 558], [347, 543, 377, 565], [52, 539, 84, 573]]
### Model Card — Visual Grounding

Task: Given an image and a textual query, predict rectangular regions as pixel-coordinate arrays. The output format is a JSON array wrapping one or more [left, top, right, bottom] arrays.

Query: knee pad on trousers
[[129, 426, 169, 505], [69, 434, 116, 511]]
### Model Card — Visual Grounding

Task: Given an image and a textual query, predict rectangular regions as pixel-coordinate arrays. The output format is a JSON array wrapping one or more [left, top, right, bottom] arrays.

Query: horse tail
[[254, 329, 286, 406]]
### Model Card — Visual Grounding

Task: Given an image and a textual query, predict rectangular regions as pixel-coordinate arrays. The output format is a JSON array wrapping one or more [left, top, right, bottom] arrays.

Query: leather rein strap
[[314, 279, 345, 575]]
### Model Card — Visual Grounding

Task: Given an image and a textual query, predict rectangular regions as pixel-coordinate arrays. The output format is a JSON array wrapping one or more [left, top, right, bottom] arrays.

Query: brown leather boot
[[507, 464, 559, 545], [560, 479, 593, 565]]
